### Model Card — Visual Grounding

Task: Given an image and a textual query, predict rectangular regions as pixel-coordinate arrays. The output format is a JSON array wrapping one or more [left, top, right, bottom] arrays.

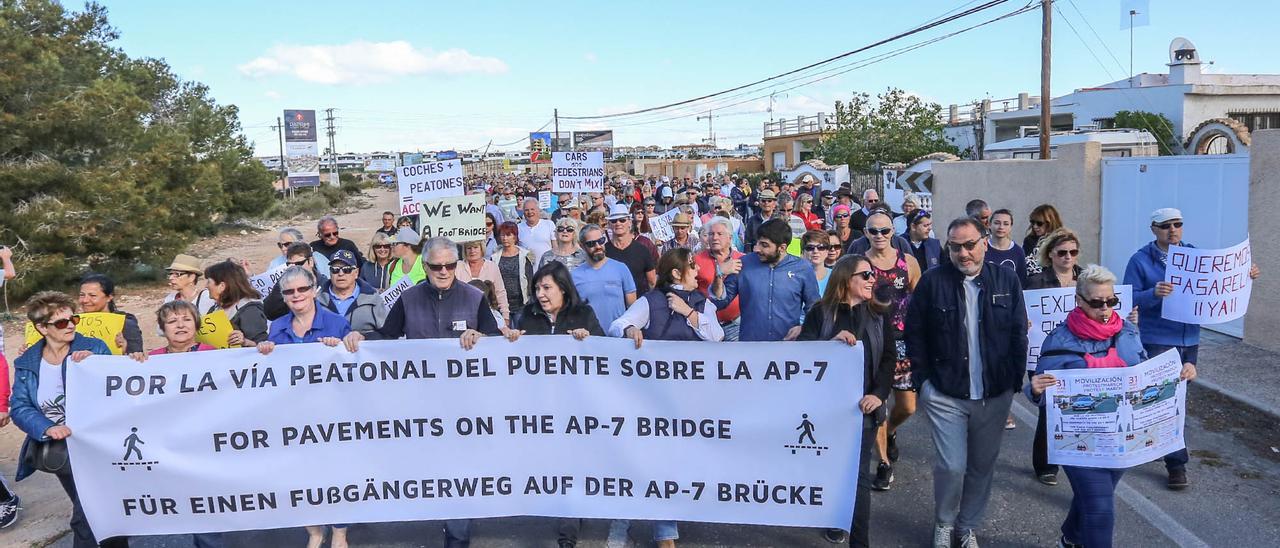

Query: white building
[[944, 38, 1280, 157]]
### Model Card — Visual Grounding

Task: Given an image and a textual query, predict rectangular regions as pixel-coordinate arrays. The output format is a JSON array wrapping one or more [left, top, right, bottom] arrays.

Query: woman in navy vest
[[607, 248, 723, 548]]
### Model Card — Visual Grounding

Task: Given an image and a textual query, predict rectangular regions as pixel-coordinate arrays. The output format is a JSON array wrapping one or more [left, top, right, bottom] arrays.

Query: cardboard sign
[[381, 275, 414, 310], [195, 309, 234, 349], [396, 159, 465, 217], [419, 194, 487, 243], [24, 312, 126, 355], [250, 264, 289, 299], [1162, 239, 1252, 324], [551, 152, 604, 193], [649, 214, 675, 243]]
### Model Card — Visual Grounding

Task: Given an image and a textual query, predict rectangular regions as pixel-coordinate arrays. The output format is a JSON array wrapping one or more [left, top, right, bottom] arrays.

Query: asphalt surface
[[47, 391, 1280, 548]]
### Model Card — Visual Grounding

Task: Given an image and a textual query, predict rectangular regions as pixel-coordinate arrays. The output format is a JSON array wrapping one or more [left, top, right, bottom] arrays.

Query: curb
[[1189, 377, 1280, 421]]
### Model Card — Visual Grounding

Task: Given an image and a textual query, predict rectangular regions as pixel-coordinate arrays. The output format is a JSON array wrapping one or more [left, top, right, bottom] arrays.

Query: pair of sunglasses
[[1078, 294, 1121, 309], [44, 315, 82, 330], [866, 227, 893, 236], [281, 285, 313, 296], [426, 262, 458, 272]]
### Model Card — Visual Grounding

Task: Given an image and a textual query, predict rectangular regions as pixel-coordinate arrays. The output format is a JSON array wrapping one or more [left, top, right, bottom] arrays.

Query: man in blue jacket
[[710, 218, 819, 341], [905, 216, 1028, 548], [1123, 207, 1259, 491]]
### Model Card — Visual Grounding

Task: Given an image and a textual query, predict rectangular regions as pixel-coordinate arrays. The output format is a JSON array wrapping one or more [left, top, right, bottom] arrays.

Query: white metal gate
[[1100, 154, 1250, 337]]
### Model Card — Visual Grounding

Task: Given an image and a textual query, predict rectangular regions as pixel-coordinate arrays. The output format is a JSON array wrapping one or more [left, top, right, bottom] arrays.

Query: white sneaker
[[958, 529, 980, 548], [932, 524, 954, 548]]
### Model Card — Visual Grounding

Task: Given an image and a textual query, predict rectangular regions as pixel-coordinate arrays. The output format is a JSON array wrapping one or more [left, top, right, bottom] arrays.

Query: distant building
[[761, 114, 832, 173], [944, 38, 1280, 157]]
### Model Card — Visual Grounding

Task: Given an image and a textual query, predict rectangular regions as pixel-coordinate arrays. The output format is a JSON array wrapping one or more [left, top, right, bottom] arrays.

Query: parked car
[[1141, 386, 1160, 404], [1071, 395, 1098, 411]]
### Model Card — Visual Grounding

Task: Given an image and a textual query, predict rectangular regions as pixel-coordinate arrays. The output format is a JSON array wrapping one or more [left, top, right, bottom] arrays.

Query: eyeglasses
[[853, 271, 875, 281], [276, 242, 291, 249], [330, 265, 357, 275], [1055, 248, 1080, 258], [1155, 221, 1183, 230], [1077, 293, 1121, 309], [425, 261, 458, 272], [166, 270, 193, 278], [1030, 220, 1046, 228], [946, 239, 982, 253], [583, 236, 609, 248], [865, 199, 879, 205], [485, 222, 495, 227], [760, 198, 776, 203], [44, 315, 81, 329], [608, 218, 629, 224], [803, 245, 830, 252], [281, 285, 313, 296], [286, 259, 309, 267], [835, 213, 851, 219], [373, 244, 391, 250], [866, 227, 893, 236], [321, 231, 339, 238], [556, 226, 576, 233]]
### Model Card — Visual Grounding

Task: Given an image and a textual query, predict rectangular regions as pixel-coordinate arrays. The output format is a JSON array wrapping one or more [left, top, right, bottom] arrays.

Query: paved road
[[48, 389, 1280, 547]]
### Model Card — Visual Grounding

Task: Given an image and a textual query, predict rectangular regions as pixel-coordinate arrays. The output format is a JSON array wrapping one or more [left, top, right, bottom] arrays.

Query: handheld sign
[[381, 275, 414, 310], [1024, 285, 1132, 371], [419, 194, 487, 243], [551, 151, 604, 193], [1162, 238, 1252, 324], [396, 159, 465, 217], [249, 264, 289, 299], [195, 309, 234, 349], [24, 312, 127, 355], [649, 214, 675, 243], [538, 190, 551, 210]]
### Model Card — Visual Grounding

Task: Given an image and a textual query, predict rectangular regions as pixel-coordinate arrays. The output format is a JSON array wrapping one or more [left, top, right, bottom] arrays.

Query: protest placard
[[66, 337, 863, 539], [551, 152, 604, 193], [417, 194, 486, 243], [649, 214, 675, 243], [396, 159, 465, 217], [380, 275, 414, 310], [1044, 348, 1186, 468], [538, 190, 551, 210], [24, 311, 126, 355], [195, 309, 235, 349], [249, 264, 289, 299], [1162, 238, 1252, 324], [1024, 285, 1133, 371]]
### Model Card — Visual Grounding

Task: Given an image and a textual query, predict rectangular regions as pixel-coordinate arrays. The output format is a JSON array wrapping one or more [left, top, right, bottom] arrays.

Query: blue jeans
[[653, 520, 679, 541], [444, 519, 471, 547], [1061, 466, 1124, 548], [1142, 343, 1195, 472]]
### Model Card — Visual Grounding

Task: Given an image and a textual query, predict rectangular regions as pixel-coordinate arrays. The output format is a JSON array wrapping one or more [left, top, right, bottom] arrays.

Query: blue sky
[[96, 0, 1279, 155]]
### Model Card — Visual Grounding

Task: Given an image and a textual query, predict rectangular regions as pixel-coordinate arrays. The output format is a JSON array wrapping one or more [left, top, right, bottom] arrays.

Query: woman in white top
[[161, 254, 215, 311]]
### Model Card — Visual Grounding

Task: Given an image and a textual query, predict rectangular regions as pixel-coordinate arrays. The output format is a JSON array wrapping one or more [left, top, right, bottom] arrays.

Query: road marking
[[1009, 400, 1210, 548], [607, 519, 630, 548]]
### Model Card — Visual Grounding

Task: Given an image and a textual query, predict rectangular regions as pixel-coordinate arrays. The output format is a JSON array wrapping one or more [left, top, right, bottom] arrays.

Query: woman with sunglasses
[[483, 212, 501, 255], [257, 266, 352, 548], [493, 221, 535, 321], [1027, 265, 1147, 548], [862, 212, 921, 491], [798, 255, 896, 546], [1024, 204, 1064, 272], [794, 193, 824, 231], [361, 232, 394, 292], [631, 201, 656, 242], [537, 217, 588, 271], [204, 260, 270, 347], [801, 230, 833, 295], [831, 204, 856, 251], [456, 239, 511, 324], [78, 273, 144, 356], [11, 292, 127, 548], [270, 227, 330, 274]]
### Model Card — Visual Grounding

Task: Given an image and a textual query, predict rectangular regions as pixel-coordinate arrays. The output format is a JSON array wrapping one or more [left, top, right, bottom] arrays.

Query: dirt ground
[[0, 187, 396, 546]]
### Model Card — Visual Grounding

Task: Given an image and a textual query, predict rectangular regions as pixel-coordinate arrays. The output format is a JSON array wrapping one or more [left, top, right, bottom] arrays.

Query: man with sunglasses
[[744, 189, 778, 250], [1122, 207, 1260, 491], [572, 224, 638, 329], [850, 189, 880, 234], [904, 217, 1028, 548], [311, 216, 365, 268], [315, 250, 386, 336]]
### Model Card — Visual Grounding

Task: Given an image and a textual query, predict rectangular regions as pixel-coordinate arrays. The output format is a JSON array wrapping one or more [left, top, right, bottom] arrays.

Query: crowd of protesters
[[0, 170, 1260, 548]]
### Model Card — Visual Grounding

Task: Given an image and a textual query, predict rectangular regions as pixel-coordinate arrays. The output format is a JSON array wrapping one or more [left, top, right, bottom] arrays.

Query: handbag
[[27, 438, 70, 474]]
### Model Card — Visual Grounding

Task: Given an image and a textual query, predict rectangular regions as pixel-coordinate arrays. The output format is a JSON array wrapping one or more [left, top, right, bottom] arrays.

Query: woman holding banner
[[797, 255, 895, 547], [11, 291, 127, 548], [204, 260, 269, 347], [78, 273, 144, 355], [1027, 264, 1147, 548], [506, 261, 603, 342]]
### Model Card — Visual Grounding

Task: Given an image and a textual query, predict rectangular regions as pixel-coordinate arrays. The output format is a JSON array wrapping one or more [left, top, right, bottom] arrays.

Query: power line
[[560, 0, 1016, 120]]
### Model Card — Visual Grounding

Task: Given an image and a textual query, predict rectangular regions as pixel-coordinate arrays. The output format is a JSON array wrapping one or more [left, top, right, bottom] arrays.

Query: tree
[[0, 1, 274, 298], [815, 88, 958, 173], [1113, 110, 1177, 155]]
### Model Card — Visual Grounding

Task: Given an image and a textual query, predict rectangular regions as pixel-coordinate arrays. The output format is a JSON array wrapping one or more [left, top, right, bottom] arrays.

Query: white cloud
[[238, 40, 507, 84], [584, 52, 598, 63], [264, 90, 282, 100]]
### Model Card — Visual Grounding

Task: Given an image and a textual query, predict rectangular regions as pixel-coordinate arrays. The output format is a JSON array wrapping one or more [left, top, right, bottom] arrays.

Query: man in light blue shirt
[[571, 224, 637, 329]]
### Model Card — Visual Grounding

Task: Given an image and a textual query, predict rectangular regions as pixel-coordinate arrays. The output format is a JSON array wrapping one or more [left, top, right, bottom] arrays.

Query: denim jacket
[[10, 334, 111, 481]]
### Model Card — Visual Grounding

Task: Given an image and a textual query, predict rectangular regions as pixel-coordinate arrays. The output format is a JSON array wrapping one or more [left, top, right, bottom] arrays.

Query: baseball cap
[[607, 204, 631, 220], [391, 228, 421, 246], [329, 249, 358, 266], [1151, 208, 1183, 224]]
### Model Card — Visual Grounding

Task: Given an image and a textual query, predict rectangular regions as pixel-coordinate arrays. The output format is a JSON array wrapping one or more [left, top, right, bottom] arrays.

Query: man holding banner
[[1122, 208, 1260, 490]]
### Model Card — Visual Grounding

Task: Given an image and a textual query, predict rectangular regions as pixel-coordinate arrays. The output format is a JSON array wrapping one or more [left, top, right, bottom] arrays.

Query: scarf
[[1064, 308, 1126, 368]]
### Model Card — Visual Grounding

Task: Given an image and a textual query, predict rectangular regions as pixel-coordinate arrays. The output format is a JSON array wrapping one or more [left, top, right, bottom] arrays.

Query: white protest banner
[[551, 152, 604, 193], [65, 337, 862, 539], [396, 159, 465, 217], [1162, 238, 1252, 324], [1024, 285, 1133, 371], [649, 215, 675, 243], [1044, 348, 1186, 468], [538, 190, 551, 210], [419, 194, 486, 243], [249, 264, 289, 299], [380, 275, 414, 310]]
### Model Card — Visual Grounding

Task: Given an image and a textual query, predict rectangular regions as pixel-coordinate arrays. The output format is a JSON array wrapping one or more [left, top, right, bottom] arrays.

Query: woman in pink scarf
[[1026, 264, 1148, 548]]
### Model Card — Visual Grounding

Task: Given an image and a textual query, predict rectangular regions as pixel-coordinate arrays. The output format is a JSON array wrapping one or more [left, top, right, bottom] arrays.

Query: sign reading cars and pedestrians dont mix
[[1162, 238, 1253, 324], [551, 152, 604, 193], [396, 159, 465, 217], [419, 194, 486, 243], [65, 337, 862, 539], [1024, 286, 1133, 371], [1044, 348, 1186, 468]]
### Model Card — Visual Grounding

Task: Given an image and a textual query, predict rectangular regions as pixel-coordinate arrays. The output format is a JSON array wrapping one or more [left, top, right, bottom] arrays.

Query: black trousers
[[848, 414, 878, 548]]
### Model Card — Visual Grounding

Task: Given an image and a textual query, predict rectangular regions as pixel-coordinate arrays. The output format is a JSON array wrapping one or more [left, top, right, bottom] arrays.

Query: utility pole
[[1129, 9, 1137, 87], [553, 108, 560, 152], [324, 108, 337, 184], [271, 116, 289, 198], [697, 109, 716, 148], [1039, 0, 1053, 160]]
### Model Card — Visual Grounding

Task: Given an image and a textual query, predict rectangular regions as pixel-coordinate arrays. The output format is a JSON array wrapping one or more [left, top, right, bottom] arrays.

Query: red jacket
[[793, 210, 824, 231]]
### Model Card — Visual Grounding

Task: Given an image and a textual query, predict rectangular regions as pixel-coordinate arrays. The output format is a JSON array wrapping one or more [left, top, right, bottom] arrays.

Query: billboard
[[283, 109, 320, 188], [437, 150, 459, 161], [529, 132, 552, 163], [366, 159, 397, 172], [573, 130, 614, 159], [402, 152, 424, 166]]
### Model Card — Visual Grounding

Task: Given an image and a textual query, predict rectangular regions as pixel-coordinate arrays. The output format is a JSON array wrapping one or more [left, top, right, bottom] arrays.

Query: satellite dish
[[1169, 37, 1198, 65]]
